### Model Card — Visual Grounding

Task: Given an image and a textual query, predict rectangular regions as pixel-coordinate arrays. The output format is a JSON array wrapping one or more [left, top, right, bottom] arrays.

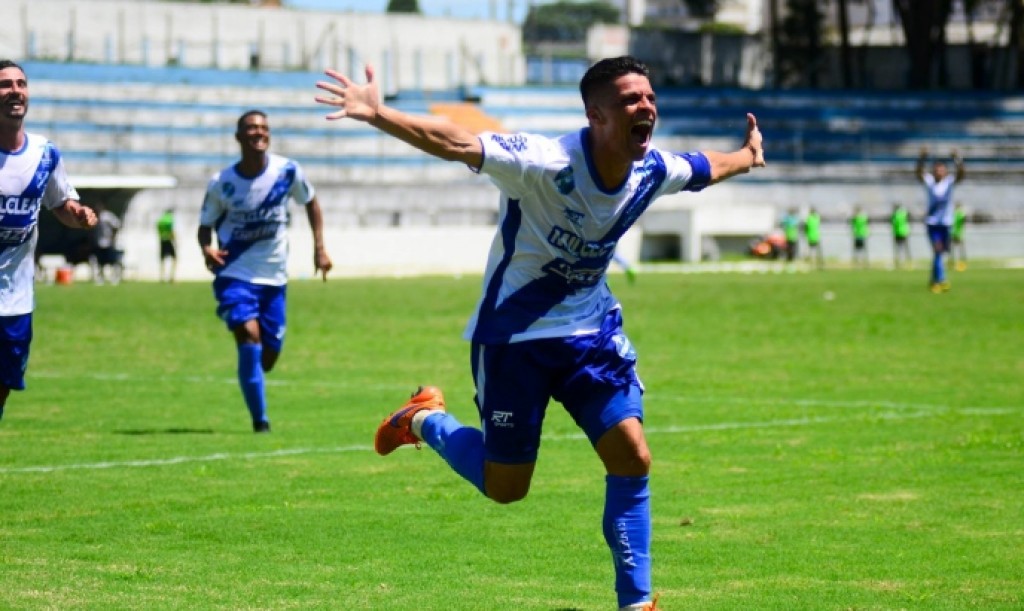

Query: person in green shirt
[[780, 207, 800, 262], [890, 203, 911, 269], [803, 207, 823, 269], [951, 203, 967, 271], [156, 208, 176, 282], [850, 206, 869, 268]]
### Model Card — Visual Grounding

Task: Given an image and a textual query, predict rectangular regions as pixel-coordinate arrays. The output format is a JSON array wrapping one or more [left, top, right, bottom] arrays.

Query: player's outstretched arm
[[704, 113, 766, 185], [52, 199, 97, 229], [915, 147, 928, 182], [315, 65, 483, 169]]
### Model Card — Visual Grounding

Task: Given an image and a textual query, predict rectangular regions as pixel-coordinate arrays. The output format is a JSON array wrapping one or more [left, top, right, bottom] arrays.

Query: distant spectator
[[916, 148, 965, 293], [156, 208, 177, 282], [951, 202, 968, 272], [850, 206, 869, 268], [780, 208, 800, 262], [91, 204, 123, 285], [803, 207, 823, 269], [890, 203, 912, 269]]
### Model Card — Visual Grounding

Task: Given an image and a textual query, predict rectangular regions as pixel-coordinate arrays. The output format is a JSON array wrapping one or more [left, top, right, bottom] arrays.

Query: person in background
[[0, 59, 97, 421], [199, 110, 333, 432], [780, 207, 800, 263], [915, 148, 965, 293], [950, 202, 968, 272], [890, 202, 912, 269], [803, 207, 824, 269], [850, 206, 870, 268], [91, 203, 123, 285], [316, 55, 765, 610], [156, 208, 177, 282]]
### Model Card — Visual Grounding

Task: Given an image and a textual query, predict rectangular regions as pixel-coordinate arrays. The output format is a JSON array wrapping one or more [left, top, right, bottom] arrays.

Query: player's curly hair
[[579, 56, 649, 109]]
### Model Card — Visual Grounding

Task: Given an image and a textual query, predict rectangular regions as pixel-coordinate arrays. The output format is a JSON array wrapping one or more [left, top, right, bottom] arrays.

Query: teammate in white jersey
[[199, 110, 332, 432], [316, 56, 765, 609], [915, 147, 965, 293], [0, 60, 97, 421]]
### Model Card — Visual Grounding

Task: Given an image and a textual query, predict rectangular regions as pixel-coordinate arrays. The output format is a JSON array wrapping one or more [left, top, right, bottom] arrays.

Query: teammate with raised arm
[[0, 59, 97, 421], [916, 148, 965, 292], [316, 56, 765, 609], [198, 110, 332, 432]]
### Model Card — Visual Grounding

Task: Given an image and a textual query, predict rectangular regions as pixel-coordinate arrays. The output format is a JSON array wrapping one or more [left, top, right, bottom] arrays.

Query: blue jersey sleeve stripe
[[678, 151, 711, 192]]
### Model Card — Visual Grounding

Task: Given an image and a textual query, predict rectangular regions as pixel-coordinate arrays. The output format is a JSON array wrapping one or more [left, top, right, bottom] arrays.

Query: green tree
[[775, 0, 825, 87], [522, 1, 620, 48], [892, 0, 955, 89], [386, 0, 420, 13]]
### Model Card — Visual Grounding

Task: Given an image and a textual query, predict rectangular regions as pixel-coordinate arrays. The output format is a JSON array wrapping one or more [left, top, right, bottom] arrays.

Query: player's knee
[[486, 482, 530, 504]]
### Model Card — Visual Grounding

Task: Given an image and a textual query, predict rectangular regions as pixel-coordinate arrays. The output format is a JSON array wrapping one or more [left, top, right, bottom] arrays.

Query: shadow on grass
[[114, 428, 216, 435]]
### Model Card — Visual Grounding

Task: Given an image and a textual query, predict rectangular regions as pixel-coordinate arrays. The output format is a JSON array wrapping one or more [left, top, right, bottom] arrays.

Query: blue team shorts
[[212, 276, 287, 352], [927, 224, 951, 252], [470, 308, 644, 465], [0, 313, 33, 391]]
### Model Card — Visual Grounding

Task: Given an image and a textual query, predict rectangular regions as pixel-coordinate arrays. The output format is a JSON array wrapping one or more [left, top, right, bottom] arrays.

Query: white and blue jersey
[[923, 174, 957, 227], [199, 154, 314, 286], [0, 133, 79, 316], [465, 129, 711, 344]]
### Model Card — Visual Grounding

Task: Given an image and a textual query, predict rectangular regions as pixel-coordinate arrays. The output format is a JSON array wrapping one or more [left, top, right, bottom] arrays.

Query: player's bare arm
[[315, 65, 483, 169], [51, 199, 97, 229], [305, 196, 332, 282], [915, 147, 928, 181], [704, 113, 766, 184], [952, 149, 966, 182], [197, 225, 227, 271]]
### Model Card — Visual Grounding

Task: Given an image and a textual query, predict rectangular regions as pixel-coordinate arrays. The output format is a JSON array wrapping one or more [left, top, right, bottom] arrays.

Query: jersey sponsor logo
[[489, 133, 527, 154], [0, 196, 41, 223], [221, 182, 236, 198], [547, 225, 615, 259], [0, 226, 34, 245], [230, 223, 278, 242], [234, 207, 287, 224], [541, 258, 606, 288], [553, 165, 575, 195]]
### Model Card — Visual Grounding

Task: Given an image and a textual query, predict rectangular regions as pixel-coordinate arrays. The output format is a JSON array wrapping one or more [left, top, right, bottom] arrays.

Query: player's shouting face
[[236, 112, 270, 155], [0, 65, 29, 126], [587, 72, 657, 164]]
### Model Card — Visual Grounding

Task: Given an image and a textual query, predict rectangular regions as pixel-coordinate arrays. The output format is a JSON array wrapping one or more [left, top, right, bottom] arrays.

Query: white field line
[[0, 405, 1016, 475]]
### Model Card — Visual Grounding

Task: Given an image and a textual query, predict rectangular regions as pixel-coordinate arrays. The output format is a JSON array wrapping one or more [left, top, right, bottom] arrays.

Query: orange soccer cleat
[[373, 386, 446, 456]]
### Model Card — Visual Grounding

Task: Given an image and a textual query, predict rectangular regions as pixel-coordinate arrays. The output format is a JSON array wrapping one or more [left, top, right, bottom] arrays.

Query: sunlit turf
[[1, 266, 1021, 609]]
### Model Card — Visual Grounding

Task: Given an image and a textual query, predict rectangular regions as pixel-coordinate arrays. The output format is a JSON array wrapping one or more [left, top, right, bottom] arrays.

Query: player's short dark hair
[[579, 56, 649, 108], [236, 109, 267, 132], [0, 59, 25, 79]]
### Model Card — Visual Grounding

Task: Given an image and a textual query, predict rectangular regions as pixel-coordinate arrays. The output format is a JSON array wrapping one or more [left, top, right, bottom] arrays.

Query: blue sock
[[933, 251, 945, 283], [604, 475, 652, 608], [237, 343, 267, 425], [419, 412, 486, 495]]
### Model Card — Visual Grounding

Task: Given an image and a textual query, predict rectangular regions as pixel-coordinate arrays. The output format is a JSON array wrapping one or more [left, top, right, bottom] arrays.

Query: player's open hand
[[745, 113, 766, 168], [315, 65, 380, 123]]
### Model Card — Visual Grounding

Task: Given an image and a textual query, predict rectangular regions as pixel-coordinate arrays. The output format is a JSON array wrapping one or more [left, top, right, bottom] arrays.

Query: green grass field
[[1, 267, 1021, 610]]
